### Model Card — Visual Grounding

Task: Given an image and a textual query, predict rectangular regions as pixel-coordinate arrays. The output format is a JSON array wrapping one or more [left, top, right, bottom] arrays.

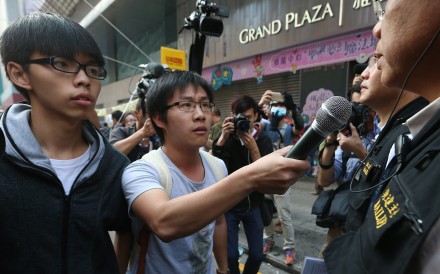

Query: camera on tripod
[[233, 113, 251, 134], [180, 0, 229, 37]]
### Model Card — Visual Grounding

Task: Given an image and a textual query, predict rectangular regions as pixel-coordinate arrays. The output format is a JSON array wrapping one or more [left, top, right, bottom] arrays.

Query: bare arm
[[213, 215, 228, 273], [113, 118, 155, 155], [258, 90, 273, 107], [317, 134, 337, 188], [114, 231, 133, 274], [130, 146, 309, 242]]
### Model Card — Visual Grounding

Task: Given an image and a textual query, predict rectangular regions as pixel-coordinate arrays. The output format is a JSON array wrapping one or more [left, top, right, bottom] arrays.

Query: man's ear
[[133, 109, 140, 119], [6, 62, 31, 90], [152, 112, 166, 130]]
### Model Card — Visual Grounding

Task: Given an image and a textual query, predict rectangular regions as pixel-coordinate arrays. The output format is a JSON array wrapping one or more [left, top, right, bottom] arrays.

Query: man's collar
[[406, 97, 440, 138]]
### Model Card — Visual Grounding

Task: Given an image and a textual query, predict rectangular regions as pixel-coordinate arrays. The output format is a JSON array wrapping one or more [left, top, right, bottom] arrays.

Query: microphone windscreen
[[145, 62, 166, 78], [313, 96, 352, 136]]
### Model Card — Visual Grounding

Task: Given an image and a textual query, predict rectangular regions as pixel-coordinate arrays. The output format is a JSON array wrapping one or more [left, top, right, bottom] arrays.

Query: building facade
[[177, 0, 382, 123], [0, 0, 383, 123]]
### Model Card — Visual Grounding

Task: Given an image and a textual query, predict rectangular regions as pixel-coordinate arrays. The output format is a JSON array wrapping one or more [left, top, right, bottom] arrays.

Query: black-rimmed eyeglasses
[[166, 101, 215, 113], [24, 56, 107, 80], [373, 0, 385, 22]]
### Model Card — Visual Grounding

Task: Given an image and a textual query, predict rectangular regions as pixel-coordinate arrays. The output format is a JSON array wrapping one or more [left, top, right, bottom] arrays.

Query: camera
[[232, 113, 251, 134], [180, 0, 230, 37], [136, 63, 167, 100], [344, 102, 369, 131], [128, 124, 137, 136]]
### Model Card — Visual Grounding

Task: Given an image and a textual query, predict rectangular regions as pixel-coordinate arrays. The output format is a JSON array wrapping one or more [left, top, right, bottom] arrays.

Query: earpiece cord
[[350, 27, 440, 193]]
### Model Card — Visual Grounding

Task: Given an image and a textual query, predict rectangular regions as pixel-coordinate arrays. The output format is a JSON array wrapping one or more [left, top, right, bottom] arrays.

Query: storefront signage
[[203, 30, 375, 83], [239, 0, 382, 44], [239, 3, 333, 44], [160, 46, 186, 71]]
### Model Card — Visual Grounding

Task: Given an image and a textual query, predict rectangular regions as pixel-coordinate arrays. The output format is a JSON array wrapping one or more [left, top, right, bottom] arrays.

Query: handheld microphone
[[285, 96, 352, 159]]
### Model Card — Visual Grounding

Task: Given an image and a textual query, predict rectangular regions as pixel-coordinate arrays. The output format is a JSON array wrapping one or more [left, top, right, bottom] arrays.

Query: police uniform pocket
[[356, 179, 423, 273]]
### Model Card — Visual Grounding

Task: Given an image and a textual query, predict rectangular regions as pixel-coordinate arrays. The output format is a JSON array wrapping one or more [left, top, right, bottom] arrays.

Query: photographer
[[110, 99, 159, 162], [258, 90, 304, 265], [315, 102, 376, 257], [212, 95, 273, 274]]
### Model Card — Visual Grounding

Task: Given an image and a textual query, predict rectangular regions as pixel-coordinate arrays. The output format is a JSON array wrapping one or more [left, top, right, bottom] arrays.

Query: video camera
[[136, 63, 167, 100], [131, 62, 169, 125], [233, 113, 251, 134], [180, 0, 229, 37]]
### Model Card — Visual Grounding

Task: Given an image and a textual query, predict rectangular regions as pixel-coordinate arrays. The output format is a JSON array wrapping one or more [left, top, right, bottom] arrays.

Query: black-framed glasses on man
[[23, 56, 107, 80], [166, 101, 215, 113], [373, 0, 385, 22]]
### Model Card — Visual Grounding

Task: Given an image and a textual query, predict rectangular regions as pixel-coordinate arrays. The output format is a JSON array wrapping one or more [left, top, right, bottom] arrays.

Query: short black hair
[[111, 110, 123, 122], [347, 83, 362, 100], [231, 95, 258, 115], [0, 12, 104, 102], [213, 107, 221, 116], [353, 63, 368, 75], [146, 70, 214, 144]]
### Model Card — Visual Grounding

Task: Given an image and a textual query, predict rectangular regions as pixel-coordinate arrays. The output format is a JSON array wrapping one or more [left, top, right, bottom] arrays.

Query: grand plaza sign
[[239, 0, 383, 44]]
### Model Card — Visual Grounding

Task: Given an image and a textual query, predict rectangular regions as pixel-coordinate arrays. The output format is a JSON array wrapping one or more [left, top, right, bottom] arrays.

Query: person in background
[[100, 122, 111, 140], [121, 70, 310, 273], [212, 95, 273, 274], [110, 99, 158, 162], [0, 12, 131, 273], [352, 62, 368, 86], [258, 90, 304, 266], [111, 109, 124, 128], [204, 106, 222, 151], [347, 83, 362, 103], [123, 112, 136, 129]]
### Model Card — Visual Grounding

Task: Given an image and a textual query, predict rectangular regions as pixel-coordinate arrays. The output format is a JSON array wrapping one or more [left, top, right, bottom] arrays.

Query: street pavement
[[238, 176, 332, 274]]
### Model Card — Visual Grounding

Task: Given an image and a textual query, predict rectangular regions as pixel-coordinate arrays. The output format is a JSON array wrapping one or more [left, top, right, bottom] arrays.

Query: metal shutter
[[211, 71, 301, 118]]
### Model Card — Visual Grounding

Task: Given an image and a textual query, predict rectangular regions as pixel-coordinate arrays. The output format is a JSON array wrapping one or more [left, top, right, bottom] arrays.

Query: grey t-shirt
[[122, 148, 227, 274]]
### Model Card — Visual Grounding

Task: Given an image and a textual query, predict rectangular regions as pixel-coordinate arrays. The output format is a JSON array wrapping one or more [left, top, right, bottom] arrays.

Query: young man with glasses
[[322, 1, 440, 273], [0, 13, 132, 273], [121, 70, 310, 273]]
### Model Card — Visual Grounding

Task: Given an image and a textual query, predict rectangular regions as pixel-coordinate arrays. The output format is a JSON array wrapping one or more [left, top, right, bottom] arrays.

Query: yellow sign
[[161, 46, 186, 70]]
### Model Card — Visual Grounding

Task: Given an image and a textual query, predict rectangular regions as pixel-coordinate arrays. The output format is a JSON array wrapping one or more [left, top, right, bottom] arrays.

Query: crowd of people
[[1, 0, 439, 273]]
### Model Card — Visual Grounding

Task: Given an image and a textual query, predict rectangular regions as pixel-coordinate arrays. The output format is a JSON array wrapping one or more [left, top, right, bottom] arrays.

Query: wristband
[[319, 158, 334, 169], [216, 268, 230, 274], [318, 147, 334, 169], [324, 140, 338, 147]]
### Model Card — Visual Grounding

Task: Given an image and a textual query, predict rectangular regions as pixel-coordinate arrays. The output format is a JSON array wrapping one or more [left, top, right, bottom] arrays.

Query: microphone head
[[312, 96, 352, 136], [144, 62, 166, 78]]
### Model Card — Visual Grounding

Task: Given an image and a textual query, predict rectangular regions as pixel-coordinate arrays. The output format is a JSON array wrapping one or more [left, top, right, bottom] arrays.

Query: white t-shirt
[[50, 145, 91, 195], [122, 148, 227, 274]]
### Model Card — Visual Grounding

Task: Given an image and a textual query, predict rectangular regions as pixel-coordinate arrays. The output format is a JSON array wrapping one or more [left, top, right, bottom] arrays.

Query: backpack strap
[[141, 149, 173, 195], [199, 150, 224, 182]]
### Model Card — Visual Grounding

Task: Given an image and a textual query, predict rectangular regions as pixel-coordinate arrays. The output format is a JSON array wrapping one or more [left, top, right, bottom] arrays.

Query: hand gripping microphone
[[285, 96, 352, 159]]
